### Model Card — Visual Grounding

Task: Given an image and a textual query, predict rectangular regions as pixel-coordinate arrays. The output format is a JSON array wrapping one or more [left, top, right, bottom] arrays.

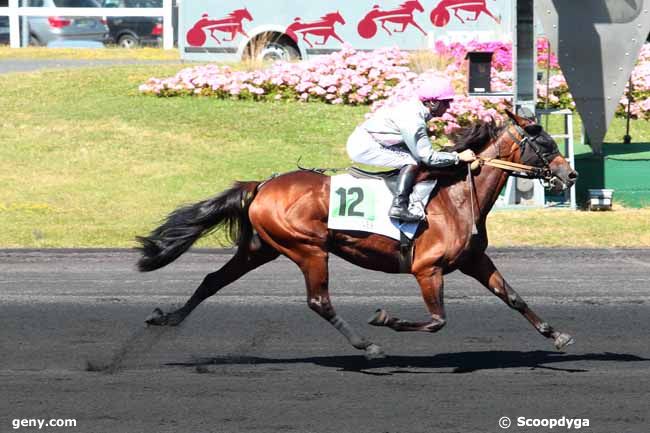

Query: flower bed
[[139, 46, 415, 105], [140, 42, 650, 135]]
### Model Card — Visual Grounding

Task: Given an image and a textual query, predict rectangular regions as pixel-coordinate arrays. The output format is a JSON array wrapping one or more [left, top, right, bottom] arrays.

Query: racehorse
[[358, 1, 427, 39], [430, 0, 500, 27], [186, 9, 253, 47], [137, 110, 578, 359], [286, 12, 346, 48]]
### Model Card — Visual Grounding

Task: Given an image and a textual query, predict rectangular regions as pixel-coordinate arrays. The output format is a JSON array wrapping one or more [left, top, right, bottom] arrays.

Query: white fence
[[0, 0, 173, 49]]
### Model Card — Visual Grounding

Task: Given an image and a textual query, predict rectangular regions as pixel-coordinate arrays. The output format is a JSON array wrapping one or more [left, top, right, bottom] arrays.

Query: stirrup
[[388, 205, 421, 222]]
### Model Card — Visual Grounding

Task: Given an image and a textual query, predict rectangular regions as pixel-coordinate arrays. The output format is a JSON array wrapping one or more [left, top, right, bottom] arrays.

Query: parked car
[[102, 0, 162, 48], [22, 0, 108, 46], [0, 15, 9, 45]]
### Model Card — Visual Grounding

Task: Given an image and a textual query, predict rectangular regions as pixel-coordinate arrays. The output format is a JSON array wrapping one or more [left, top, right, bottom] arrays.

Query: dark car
[[0, 15, 8, 45], [102, 0, 162, 48]]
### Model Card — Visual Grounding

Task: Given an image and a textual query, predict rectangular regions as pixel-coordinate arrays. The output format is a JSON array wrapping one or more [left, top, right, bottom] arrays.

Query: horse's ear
[[504, 108, 519, 123], [504, 108, 530, 127]]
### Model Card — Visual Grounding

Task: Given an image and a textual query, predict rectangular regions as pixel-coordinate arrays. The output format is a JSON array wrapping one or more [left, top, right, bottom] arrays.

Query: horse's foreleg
[[331, 32, 344, 44], [369, 270, 447, 332], [300, 251, 384, 359], [145, 244, 278, 326], [402, 20, 427, 36], [460, 253, 574, 351]]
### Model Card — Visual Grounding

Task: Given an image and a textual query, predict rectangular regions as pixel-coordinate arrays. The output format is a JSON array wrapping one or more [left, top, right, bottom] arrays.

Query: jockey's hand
[[458, 149, 477, 163]]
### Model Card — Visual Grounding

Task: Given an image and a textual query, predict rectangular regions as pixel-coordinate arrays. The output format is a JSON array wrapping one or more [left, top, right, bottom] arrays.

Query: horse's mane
[[321, 12, 339, 20], [448, 118, 505, 154], [422, 118, 506, 188], [229, 8, 247, 17], [400, 0, 420, 8]]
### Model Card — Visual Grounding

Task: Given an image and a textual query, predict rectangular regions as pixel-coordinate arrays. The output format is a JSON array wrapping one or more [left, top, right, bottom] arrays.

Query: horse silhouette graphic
[[430, 0, 501, 27], [357, 1, 427, 39], [186, 9, 253, 47], [286, 12, 346, 48]]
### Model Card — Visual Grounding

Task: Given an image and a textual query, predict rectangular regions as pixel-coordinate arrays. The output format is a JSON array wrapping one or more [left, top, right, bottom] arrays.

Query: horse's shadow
[[167, 350, 649, 376]]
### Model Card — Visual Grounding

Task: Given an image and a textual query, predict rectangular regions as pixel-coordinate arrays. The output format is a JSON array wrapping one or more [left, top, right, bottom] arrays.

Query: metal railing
[[0, 0, 173, 49]]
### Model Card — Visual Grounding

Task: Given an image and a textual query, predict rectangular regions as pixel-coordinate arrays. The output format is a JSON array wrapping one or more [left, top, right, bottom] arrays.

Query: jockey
[[346, 76, 476, 222]]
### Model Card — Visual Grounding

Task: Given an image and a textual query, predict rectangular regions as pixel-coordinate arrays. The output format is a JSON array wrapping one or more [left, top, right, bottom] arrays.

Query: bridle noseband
[[503, 123, 557, 181]]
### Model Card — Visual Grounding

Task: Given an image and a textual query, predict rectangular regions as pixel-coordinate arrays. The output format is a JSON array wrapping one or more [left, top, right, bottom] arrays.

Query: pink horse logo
[[286, 11, 346, 48], [430, 0, 501, 27], [186, 9, 253, 47], [357, 1, 427, 39]]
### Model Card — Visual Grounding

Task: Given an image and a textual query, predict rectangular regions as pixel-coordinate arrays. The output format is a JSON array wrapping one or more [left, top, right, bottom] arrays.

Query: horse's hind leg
[[298, 249, 384, 359], [460, 252, 574, 351], [369, 269, 447, 332], [146, 242, 279, 326]]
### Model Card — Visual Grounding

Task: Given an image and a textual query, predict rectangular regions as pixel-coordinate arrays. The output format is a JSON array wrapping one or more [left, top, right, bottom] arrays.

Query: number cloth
[[328, 174, 428, 240]]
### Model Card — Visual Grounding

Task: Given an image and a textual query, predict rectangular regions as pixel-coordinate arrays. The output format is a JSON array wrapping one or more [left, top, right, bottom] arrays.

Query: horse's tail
[[136, 181, 260, 272]]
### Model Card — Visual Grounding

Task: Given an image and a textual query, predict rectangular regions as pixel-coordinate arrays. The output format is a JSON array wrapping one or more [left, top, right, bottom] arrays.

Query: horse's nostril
[[569, 171, 578, 180]]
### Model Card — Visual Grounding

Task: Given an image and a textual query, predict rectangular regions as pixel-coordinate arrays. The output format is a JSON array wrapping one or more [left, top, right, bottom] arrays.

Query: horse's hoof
[[554, 332, 575, 351], [364, 343, 386, 360], [145, 308, 166, 326], [368, 309, 390, 326]]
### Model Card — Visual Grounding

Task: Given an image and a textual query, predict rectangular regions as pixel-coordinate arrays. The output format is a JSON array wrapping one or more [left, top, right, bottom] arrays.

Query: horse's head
[[403, 0, 425, 13], [500, 109, 578, 192], [450, 110, 577, 193], [324, 11, 346, 25], [234, 8, 253, 22]]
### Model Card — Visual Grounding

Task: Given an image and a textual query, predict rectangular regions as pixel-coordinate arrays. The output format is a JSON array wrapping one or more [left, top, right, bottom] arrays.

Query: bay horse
[[286, 12, 346, 48], [137, 109, 578, 359]]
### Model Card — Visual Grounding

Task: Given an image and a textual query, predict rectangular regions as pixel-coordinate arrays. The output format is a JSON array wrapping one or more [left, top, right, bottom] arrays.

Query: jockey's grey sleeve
[[398, 113, 459, 167]]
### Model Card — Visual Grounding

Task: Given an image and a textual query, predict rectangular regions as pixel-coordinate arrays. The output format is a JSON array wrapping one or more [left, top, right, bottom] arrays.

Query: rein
[[464, 122, 554, 238], [477, 156, 548, 179]]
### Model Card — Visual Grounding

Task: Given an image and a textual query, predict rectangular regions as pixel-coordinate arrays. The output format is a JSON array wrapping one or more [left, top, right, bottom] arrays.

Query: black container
[[466, 51, 493, 93]]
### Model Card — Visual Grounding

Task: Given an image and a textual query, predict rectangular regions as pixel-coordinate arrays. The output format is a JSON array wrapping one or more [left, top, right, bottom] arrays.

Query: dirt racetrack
[[1, 248, 649, 433]]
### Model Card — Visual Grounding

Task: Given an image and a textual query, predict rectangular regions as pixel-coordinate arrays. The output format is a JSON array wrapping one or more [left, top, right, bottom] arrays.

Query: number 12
[[335, 187, 365, 217]]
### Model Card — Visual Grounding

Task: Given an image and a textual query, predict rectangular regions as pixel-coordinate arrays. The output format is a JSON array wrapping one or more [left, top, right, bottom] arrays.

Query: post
[[565, 112, 576, 209], [162, 0, 173, 49], [514, 0, 536, 115], [509, 0, 544, 206], [9, 0, 19, 48]]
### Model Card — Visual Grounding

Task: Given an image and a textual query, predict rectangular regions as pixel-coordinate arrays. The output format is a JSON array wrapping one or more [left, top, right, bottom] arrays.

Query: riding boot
[[388, 164, 422, 222]]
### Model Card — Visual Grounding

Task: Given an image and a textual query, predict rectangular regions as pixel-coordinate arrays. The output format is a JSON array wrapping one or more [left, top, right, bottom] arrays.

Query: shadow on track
[[167, 351, 649, 375]]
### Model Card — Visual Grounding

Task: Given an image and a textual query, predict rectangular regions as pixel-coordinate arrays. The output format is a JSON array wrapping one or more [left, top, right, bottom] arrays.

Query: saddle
[[347, 167, 401, 195]]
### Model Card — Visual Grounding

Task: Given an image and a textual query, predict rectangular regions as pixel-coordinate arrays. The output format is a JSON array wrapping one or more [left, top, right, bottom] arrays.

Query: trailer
[[179, 0, 515, 62]]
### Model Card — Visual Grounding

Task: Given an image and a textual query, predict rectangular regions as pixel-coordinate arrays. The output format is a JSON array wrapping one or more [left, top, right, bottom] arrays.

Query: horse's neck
[[430, 162, 509, 225], [472, 164, 510, 219]]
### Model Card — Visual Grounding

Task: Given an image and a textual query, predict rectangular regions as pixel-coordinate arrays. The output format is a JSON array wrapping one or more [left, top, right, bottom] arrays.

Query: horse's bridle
[[480, 123, 556, 181]]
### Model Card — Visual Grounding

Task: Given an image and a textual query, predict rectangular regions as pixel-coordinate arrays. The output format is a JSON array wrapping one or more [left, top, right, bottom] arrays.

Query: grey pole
[[514, 0, 536, 116]]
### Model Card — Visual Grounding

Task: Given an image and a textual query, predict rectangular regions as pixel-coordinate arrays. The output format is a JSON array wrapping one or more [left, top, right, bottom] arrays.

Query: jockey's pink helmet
[[416, 77, 455, 102]]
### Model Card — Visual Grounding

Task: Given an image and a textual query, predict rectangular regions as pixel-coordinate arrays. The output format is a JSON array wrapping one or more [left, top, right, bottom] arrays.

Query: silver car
[[23, 0, 108, 46]]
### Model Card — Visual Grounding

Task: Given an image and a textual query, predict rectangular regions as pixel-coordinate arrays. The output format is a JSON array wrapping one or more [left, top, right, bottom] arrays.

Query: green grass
[[0, 65, 367, 247], [1, 65, 649, 248], [0, 46, 179, 60]]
